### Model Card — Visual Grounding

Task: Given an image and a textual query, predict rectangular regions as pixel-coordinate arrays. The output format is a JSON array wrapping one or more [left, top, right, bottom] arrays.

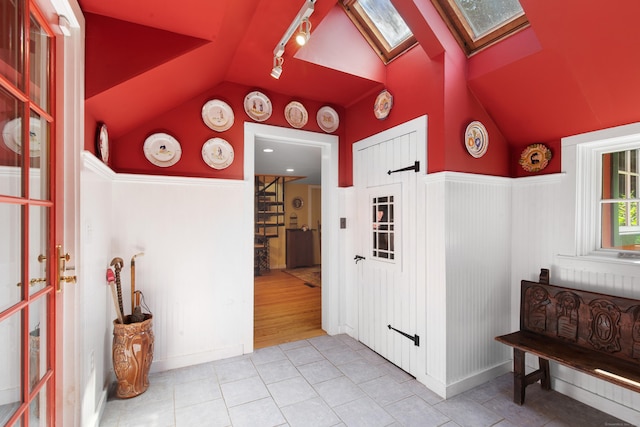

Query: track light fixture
[[270, 0, 315, 79], [271, 56, 284, 79], [295, 18, 311, 46]]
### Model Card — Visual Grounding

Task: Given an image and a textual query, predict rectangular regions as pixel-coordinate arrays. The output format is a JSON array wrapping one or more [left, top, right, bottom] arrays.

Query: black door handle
[[354, 255, 365, 264]]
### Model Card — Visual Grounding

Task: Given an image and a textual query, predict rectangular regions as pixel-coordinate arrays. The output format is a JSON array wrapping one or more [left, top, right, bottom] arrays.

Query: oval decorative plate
[[284, 101, 308, 128], [374, 89, 393, 120], [202, 99, 234, 132], [202, 137, 234, 169], [465, 121, 489, 158], [244, 91, 272, 122], [2, 118, 41, 157], [316, 106, 339, 133], [143, 133, 182, 167], [519, 143, 552, 172]]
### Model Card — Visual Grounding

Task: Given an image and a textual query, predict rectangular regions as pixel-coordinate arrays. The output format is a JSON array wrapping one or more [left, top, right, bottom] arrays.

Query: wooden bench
[[496, 269, 640, 405]]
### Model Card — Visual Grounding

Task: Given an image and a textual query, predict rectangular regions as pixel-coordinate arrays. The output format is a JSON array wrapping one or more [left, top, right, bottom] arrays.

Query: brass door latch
[[56, 245, 77, 292]]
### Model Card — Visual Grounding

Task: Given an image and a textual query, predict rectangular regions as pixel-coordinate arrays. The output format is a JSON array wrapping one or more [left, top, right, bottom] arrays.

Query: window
[[601, 149, 640, 250], [569, 123, 640, 256], [431, 0, 529, 55], [342, 0, 417, 63], [371, 195, 395, 259]]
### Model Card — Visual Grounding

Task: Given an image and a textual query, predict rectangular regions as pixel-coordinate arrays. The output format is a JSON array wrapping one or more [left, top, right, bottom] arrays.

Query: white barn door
[[353, 117, 425, 376]]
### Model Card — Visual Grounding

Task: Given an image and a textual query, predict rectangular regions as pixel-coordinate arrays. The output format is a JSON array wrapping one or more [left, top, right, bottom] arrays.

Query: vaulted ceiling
[[80, 0, 640, 148]]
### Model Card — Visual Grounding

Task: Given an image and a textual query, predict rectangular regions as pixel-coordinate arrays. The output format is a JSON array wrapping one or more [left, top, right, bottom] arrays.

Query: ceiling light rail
[[271, 0, 316, 79]]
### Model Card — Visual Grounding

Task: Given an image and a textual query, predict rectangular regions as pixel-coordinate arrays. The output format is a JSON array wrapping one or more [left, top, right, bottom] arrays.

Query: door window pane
[[0, 0, 25, 89], [0, 87, 24, 197], [0, 204, 22, 311], [29, 295, 47, 391], [29, 13, 50, 113], [29, 113, 50, 201], [29, 206, 49, 296], [0, 310, 22, 424], [371, 195, 395, 260]]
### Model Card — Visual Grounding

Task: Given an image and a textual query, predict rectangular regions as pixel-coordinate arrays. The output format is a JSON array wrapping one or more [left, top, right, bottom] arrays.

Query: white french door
[[353, 121, 423, 375]]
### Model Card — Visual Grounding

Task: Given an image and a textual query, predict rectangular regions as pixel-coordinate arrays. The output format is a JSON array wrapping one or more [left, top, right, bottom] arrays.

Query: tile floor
[[99, 334, 628, 427]]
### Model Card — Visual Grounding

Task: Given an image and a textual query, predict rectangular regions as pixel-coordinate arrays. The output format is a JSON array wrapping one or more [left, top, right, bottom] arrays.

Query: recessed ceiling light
[[286, 168, 294, 172], [263, 148, 274, 153]]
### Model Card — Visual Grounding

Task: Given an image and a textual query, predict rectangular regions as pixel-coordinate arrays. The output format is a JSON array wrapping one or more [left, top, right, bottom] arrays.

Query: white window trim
[[565, 122, 640, 257]]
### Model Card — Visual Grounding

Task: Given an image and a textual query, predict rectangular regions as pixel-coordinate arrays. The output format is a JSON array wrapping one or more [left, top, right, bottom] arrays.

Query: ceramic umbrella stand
[[112, 314, 154, 398]]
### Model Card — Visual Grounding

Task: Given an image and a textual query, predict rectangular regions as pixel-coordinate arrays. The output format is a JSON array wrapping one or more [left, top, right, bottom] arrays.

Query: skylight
[[432, 0, 529, 55], [342, 0, 417, 63]]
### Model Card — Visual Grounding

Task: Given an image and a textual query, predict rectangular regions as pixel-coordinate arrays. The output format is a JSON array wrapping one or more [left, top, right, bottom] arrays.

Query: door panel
[[354, 130, 419, 375], [0, 1, 58, 425]]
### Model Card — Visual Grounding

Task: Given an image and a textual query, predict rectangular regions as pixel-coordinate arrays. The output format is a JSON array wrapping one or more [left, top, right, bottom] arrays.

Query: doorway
[[243, 123, 339, 350]]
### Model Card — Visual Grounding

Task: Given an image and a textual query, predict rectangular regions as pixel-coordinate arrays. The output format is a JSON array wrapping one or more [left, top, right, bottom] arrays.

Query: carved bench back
[[520, 280, 640, 364]]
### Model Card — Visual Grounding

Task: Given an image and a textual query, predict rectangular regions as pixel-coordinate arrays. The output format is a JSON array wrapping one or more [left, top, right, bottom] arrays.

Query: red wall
[[89, 81, 345, 180]]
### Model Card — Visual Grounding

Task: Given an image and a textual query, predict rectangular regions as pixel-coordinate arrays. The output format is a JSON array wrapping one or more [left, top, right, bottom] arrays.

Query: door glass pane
[[29, 112, 50, 201], [371, 195, 395, 260], [29, 387, 46, 426], [29, 295, 47, 391], [1, 204, 22, 311], [0, 0, 24, 89], [29, 206, 48, 296], [0, 87, 24, 198], [29, 13, 50, 113], [0, 310, 22, 425]]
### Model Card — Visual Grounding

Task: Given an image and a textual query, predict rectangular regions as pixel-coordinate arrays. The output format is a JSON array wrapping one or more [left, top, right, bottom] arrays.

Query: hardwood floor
[[254, 268, 325, 349]]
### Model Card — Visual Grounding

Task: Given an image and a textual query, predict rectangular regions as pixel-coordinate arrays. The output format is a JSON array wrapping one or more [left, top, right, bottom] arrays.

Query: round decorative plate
[[374, 89, 393, 120], [464, 121, 489, 158], [519, 144, 552, 172], [143, 133, 182, 167], [202, 99, 234, 132], [202, 137, 234, 169], [96, 122, 109, 163], [284, 101, 308, 129], [2, 118, 41, 157], [316, 106, 339, 133], [244, 91, 272, 122]]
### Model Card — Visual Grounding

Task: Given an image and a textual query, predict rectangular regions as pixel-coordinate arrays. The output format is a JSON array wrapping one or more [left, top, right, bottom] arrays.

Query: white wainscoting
[[510, 169, 640, 423], [423, 172, 512, 397], [111, 173, 252, 372]]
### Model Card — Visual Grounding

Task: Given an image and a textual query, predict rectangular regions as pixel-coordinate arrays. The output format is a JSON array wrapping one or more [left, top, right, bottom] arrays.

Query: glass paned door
[[0, 1, 57, 425]]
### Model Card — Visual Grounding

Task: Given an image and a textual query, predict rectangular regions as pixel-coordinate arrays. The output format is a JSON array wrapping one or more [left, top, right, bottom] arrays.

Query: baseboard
[[442, 361, 512, 398], [149, 344, 245, 373], [553, 377, 640, 425]]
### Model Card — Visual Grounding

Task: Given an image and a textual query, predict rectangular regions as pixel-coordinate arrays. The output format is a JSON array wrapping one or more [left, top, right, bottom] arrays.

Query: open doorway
[[243, 123, 339, 349], [253, 140, 323, 347]]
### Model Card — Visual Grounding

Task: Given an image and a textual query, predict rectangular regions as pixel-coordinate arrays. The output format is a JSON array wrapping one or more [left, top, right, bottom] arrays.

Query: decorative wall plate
[[519, 143, 552, 172], [143, 133, 182, 167], [284, 101, 308, 128], [96, 122, 109, 163], [2, 118, 41, 157], [243, 91, 272, 122], [465, 121, 489, 158], [374, 89, 393, 120], [202, 137, 234, 169], [202, 99, 234, 132], [316, 106, 339, 133]]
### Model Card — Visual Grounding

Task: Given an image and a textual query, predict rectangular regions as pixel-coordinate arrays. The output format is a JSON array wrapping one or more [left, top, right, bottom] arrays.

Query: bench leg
[[513, 348, 526, 405], [539, 357, 550, 390]]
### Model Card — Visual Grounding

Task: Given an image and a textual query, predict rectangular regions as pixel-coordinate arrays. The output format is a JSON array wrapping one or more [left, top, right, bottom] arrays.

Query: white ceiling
[[254, 137, 322, 185]]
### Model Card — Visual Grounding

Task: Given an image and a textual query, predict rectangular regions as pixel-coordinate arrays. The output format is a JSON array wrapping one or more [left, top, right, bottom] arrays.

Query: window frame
[[342, 0, 417, 63], [430, 0, 529, 56], [570, 123, 640, 257]]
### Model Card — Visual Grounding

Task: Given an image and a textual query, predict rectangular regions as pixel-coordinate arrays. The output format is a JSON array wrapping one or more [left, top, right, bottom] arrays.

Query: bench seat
[[496, 270, 640, 405]]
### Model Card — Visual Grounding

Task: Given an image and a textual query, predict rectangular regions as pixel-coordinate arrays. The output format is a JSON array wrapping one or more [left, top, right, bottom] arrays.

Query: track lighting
[[295, 18, 311, 46], [271, 56, 284, 79], [271, 0, 315, 78]]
